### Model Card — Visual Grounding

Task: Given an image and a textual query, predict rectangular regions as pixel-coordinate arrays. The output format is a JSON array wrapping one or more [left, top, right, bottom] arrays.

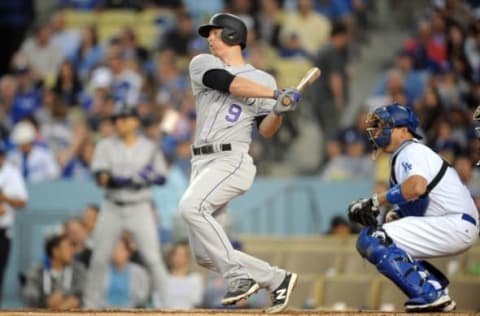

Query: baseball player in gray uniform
[[84, 105, 169, 308], [179, 13, 301, 313]]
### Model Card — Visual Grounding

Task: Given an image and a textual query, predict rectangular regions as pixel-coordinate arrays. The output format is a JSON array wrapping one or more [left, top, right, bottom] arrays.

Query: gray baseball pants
[[179, 152, 285, 291]]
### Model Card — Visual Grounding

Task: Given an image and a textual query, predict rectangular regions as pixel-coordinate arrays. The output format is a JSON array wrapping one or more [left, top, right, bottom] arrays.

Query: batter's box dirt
[[0, 310, 476, 316]]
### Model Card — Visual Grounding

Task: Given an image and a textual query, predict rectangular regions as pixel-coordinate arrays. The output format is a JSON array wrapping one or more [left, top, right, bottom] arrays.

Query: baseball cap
[[10, 121, 36, 145], [112, 103, 139, 120], [341, 129, 364, 145]]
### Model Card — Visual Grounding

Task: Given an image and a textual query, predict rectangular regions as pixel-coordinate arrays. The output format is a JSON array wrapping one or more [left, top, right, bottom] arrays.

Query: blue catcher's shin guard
[[356, 227, 447, 305]]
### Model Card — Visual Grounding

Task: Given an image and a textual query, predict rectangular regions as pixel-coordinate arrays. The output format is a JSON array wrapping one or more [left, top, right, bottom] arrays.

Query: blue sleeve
[[396, 195, 430, 217]]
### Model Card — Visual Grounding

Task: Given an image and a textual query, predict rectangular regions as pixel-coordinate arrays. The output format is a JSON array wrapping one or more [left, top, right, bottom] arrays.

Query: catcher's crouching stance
[[348, 103, 479, 312]]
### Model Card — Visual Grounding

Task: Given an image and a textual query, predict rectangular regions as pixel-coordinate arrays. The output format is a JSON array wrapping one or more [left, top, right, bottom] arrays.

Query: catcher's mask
[[366, 103, 422, 149]]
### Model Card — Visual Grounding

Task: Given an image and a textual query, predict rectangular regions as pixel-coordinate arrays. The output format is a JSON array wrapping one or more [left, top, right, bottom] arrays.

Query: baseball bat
[[282, 67, 321, 106]]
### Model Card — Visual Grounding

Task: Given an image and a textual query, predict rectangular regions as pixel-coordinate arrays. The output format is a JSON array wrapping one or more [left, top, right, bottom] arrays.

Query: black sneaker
[[266, 272, 298, 314], [221, 278, 260, 305]]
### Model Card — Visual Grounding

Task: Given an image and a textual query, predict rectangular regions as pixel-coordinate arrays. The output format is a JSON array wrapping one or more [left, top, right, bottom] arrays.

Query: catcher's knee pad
[[356, 227, 445, 302]]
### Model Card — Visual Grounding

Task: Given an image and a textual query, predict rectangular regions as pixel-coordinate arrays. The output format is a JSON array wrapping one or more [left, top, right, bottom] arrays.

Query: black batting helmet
[[198, 13, 247, 49]]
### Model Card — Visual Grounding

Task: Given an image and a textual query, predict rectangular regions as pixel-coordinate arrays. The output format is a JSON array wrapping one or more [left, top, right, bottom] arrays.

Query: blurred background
[[0, 0, 480, 311]]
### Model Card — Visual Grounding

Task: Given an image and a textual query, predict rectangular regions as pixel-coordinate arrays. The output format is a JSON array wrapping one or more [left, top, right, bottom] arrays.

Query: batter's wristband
[[386, 184, 407, 205]]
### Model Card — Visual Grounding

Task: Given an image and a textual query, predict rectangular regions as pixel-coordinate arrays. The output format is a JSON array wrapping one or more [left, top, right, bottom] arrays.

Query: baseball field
[[0, 310, 477, 316]]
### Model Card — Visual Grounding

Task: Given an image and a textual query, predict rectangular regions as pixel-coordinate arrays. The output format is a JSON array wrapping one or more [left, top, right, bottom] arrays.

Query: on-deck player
[[348, 103, 479, 312], [84, 104, 169, 308], [179, 13, 300, 313]]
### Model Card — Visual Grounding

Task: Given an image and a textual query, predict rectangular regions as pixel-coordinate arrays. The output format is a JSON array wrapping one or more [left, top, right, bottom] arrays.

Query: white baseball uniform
[[383, 140, 479, 258], [179, 53, 285, 290]]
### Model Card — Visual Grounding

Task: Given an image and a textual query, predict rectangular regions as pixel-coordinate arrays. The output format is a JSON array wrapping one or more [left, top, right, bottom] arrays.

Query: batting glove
[[273, 87, 302, 115], [347, 194, 380, 226]]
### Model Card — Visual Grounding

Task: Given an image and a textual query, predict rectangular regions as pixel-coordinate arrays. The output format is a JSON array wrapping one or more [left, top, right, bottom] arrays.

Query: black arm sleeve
[[202, 69, 236, 93]]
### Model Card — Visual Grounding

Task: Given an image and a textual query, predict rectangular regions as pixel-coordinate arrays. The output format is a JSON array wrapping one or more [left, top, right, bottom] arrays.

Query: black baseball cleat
[[221, 278, 259, 305], [266, 272, 298, 314]]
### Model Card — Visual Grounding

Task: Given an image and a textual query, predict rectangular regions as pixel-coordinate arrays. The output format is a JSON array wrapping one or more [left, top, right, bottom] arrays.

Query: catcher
[[348, 103, 478, 312]]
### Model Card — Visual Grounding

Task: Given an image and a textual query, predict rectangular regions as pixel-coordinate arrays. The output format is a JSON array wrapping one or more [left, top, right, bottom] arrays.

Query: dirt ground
[[0, 310, 478, 316]]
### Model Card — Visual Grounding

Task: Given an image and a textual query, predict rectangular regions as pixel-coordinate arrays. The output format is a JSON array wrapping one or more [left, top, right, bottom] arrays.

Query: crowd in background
[[0, 0, 371, 184], [1, 0, 480, 309], [319, 0, 480, 211]]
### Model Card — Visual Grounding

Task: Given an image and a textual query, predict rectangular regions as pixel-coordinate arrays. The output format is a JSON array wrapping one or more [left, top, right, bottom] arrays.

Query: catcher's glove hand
[[273, 87, 301, 115], [348, 194, 380, 226]]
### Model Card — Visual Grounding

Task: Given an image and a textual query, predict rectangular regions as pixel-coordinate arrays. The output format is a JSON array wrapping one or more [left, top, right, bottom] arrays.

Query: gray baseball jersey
[[91, 135, 167, 203], [179, 53, 287, 292], [85, 134, 169, 308], [189, 53, 276, 147]]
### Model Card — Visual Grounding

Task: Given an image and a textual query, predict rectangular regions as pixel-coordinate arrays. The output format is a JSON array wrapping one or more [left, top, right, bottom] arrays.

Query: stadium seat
[[341, 249, 377, 275], [63, 9, 97, 29], [449, 277, 480, 311], [287, 274, 320, 308], [283, 248, 342, 276], [136, 24, 161, 50], [374, 276, 407, 311], [138, 8, 175, 26], [244, 248, 285, 267], [97, 24, 122, 43], [315, 275, 375, 310], [97, 10, 137, 28]]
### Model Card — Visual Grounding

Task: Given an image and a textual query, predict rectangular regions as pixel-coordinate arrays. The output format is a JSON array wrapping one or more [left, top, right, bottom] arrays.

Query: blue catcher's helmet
[[366, 103, 422, 149]]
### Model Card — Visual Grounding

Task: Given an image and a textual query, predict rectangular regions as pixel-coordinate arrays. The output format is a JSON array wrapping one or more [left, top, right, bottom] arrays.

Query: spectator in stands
[[431, 118, 462, 162], [101, 237, 150, 308], [164, 241, 204, 309], [64, 217, 92, 267], [8, 120, 60, 182], [82, 204, 99, 245], [20, 22, 64, 82], [320, 128, 374, 180], [53, 60, 83, 107], [0, 139, 27, 305], [455, 154, 480, 198], [50, 12, 81, 61], [281, 0, 331, 57], [22, 233, 86, 308], [312, 22, 350, 139], [107, 45, 143, 106], [465, 23, 480, 82], [73, 25, 104, 81], [0, 75, 17, 128], [403, 18, 446, 71], [159, 12, 200, 58], [278, 33, 309, 58], [254, 0, 282, 48], [153, 50, 188, 108], [327, 215, 353, 236], [373, 50, 426, 105], [10, 60, 42, 124], [37, 93, 89, 175], [414, 85, 444, 142], [118, 28, 149, 64], [61, 137, 94, 180]]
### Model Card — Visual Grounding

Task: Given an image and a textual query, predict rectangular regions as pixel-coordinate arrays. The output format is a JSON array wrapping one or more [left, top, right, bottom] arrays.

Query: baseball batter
[[348, 103, 479, 312], [84, 105, 169, 308], [179, 13, 300, 313]]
